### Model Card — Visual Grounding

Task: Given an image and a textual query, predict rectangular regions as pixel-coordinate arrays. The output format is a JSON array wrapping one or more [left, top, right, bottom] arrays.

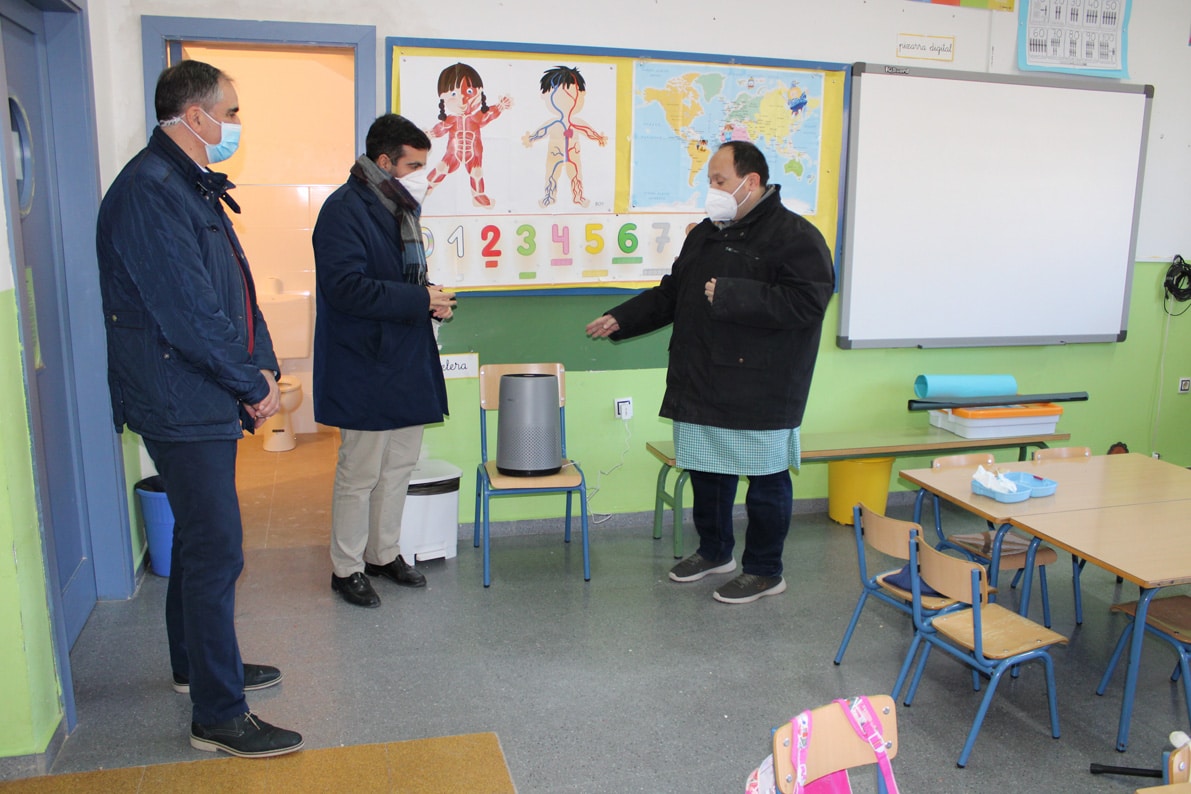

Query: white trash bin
[[400, 459, 463, 561]]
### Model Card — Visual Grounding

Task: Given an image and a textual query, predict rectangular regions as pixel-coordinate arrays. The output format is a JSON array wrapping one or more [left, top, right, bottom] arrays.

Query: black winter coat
[[606, 186, 834, 430]]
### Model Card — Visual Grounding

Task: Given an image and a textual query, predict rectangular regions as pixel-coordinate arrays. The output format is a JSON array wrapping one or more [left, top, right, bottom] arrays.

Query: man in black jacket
[[587, 141, 834, 604], [97, 60, 302, 756]]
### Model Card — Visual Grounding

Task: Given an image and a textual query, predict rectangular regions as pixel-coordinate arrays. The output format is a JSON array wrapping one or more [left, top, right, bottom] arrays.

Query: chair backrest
[[915, 536, 989, 607], [771, 695, 898, 792], [479, 363, 566, 409], [1032, 446, 1091, 462], [856, 503, 919, 562], [932, 452, 995, 470], [1170, 743, 1191, 785]]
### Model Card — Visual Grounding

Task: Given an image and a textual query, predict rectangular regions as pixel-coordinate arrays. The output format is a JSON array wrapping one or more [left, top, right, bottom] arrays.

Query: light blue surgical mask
[[167, 108, 241, 164]]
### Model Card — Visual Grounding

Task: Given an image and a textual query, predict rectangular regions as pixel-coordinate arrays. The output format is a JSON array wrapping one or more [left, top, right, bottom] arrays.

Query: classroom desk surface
[[899, 453, 1191, 525], [1010, 500, 1191, 594]]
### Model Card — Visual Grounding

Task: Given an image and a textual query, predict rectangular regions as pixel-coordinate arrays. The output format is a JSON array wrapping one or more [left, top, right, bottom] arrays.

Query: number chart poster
[[388, 39, 847, 292]]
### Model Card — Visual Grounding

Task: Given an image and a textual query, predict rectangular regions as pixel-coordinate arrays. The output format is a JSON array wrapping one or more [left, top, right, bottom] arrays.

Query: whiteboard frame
[[837, 63, 1153, 350]]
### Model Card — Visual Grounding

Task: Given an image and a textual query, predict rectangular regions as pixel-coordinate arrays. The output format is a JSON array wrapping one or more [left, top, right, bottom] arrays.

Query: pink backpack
[[745, 696, 900, 794]]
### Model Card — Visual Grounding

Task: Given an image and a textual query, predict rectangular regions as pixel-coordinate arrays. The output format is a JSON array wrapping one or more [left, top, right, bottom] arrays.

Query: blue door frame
[[140, 16, 375, 154]]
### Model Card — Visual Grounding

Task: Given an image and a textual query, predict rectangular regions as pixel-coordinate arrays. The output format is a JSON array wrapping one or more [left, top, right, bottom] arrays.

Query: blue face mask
[[171, 108, 241, 164]]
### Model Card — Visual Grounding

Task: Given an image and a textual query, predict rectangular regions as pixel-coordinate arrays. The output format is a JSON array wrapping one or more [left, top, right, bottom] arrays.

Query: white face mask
[[397, 168, 430, 205], [704, 177, 749, 222]]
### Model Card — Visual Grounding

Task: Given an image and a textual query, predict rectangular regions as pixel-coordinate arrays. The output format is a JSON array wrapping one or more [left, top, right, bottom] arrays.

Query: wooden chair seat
[[948, 532, 1059, 569], [1110, 595, 1191, 640], [874, 570, 958, 612], [483, 460, 584, 490], [932, 603, 1069, 657]]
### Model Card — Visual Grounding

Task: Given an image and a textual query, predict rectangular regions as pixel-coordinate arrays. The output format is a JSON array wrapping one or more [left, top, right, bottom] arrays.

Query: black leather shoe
[[173, 663, 283, 694], [331, 572, 381, 607], [190, 711, 304, 758], [365, 555, 426, 588]]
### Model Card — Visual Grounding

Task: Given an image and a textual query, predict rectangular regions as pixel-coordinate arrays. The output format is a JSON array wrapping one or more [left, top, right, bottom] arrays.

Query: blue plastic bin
[[135, 476, 174, 577]]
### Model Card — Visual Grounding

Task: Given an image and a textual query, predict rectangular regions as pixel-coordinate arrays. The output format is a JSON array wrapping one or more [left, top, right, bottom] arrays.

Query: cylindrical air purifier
[[496, 374, 562, 476]]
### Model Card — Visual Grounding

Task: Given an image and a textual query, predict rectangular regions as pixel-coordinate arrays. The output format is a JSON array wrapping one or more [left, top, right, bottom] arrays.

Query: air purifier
[[496, 374, 562, 476]]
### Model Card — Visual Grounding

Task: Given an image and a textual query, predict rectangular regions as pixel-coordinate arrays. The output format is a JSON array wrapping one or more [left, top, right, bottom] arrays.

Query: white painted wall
[[87, 0, 1189, 262]]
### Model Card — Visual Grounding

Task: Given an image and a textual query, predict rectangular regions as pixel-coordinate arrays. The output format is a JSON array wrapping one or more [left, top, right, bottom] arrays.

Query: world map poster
[[389, 39, 846, 291]]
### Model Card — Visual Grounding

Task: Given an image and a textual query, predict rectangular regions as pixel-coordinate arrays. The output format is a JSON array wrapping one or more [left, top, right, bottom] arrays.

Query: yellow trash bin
[[827, 457, 895, 525]]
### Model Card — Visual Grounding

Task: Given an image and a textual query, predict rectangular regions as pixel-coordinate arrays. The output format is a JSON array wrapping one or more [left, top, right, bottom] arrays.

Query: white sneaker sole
[[669, 557, 737, 583], [713, 577, 787, 604]]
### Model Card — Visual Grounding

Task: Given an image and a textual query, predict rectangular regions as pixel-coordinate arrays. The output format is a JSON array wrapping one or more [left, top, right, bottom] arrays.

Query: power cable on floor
[[586, 418, 632, 524]]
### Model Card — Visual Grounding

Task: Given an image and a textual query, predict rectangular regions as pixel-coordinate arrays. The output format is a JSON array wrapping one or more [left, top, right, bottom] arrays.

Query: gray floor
[[7, 498, 1190, 792]]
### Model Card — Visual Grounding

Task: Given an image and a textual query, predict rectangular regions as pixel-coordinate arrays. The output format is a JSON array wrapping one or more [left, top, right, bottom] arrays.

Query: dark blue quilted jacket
[[97, 127, 278, 442]]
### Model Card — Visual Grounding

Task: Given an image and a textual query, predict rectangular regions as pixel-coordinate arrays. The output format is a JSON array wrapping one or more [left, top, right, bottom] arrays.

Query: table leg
[[652, 461, 670, 540], [672, 470, 689, 559], [1117, 587, 1157, 751], [1018, 442, 1050, 461]]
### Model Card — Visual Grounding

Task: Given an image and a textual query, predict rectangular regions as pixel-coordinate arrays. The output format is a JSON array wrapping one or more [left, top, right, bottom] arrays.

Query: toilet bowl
[[262, 376, 302, 452], [257, 285, 313, 452]]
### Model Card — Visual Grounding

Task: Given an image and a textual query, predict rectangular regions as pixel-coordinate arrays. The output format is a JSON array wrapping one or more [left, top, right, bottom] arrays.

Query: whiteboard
[[838, 64, 1152, 349]]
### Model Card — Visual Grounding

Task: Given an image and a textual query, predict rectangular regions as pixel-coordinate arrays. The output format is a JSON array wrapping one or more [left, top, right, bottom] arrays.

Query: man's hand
[[249, 370, 280, 428], [585, 314, 620, 339], [704, 277, 717, 304], [429, 285, 456, 320]]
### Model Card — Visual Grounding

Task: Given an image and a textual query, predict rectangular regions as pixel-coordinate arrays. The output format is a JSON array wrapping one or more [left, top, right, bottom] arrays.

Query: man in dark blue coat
[[313, 114, 454, 608], [97, 61, 302, 757]]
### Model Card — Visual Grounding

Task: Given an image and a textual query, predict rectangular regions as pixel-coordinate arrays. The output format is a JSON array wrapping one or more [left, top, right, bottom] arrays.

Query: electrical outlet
[[1179, 378, 1191, 394], [614, 397, 633, 420]]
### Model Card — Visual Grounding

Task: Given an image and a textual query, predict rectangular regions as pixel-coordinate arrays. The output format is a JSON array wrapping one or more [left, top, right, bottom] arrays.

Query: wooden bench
[[646, 428, 1071, 558]]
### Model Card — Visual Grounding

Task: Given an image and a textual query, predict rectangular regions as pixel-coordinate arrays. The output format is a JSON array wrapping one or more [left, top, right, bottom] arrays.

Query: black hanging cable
[[1163, 254, 1191, 316]]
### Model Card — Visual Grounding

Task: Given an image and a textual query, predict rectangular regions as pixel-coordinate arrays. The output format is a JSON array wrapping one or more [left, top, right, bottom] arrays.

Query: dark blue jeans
[[689, 468, 793, 578], [144, 438, 247, 726]]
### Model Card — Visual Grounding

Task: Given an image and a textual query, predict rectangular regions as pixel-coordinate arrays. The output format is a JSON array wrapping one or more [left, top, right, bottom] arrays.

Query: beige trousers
[[329, 425, 423, 578]]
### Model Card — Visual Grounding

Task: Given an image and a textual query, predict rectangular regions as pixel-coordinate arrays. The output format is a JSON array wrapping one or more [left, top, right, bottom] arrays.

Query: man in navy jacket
[[313, 114, 454, 608], [97, 60, 302, 757]]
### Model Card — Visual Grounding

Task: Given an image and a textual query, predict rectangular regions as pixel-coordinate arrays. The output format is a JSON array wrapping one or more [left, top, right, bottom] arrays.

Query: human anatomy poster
[[389, 39, 846, 291]]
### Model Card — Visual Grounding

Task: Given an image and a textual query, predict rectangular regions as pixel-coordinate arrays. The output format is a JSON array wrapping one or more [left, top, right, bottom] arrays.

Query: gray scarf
[[350, 154, 427, 286]]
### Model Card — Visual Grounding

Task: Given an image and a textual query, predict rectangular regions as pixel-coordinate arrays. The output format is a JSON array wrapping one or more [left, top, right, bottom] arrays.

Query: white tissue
[[973, 465, 1017, 494]]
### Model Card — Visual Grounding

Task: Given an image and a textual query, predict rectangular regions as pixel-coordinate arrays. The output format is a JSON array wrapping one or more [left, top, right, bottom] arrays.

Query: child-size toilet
[[257, 288, 313, 452]]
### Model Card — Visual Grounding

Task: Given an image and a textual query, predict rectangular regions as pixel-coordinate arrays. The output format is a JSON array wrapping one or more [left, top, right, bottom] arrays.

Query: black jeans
[[689, 468, 793, 578], [144, 437, 247, 725]]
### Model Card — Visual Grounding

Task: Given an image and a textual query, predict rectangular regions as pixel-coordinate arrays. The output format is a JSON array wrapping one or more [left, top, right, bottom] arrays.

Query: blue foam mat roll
[[914, 374, 1018, 399]]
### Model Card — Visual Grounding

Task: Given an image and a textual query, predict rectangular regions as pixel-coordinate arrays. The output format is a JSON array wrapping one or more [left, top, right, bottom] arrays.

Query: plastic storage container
[[930, 403, 1062, 438], [400, 459, 463, 561]]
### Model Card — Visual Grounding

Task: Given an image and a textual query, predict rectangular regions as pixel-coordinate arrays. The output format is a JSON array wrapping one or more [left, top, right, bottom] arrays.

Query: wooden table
[[899, 453, 1191, 751], [647, 428, 1069, 558], [1012, 500, 1191, 751]]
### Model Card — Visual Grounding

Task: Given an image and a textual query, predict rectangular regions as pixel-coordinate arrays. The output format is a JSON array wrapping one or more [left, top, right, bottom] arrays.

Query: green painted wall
[[428, 260, 1190, 520], [2, 260, 1186, 760], [0, 290, 62, 756]]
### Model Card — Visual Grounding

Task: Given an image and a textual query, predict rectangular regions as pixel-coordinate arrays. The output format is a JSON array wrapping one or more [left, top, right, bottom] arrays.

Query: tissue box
[[930, 403, 1063, 439]]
